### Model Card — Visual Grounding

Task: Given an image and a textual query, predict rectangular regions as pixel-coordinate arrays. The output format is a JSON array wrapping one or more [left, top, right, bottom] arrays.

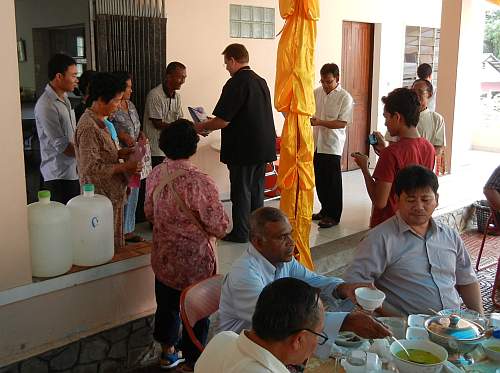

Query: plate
[[335, 331, 364, 348]]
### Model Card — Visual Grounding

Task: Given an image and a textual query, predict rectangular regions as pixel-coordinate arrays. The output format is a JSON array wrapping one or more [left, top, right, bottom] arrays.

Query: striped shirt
[[143, 84, 183, 156]]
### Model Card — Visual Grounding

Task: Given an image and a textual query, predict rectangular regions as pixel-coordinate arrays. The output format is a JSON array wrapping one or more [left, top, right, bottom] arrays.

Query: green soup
[[395, 349, 441, 364], [487, 345, 500, 352]]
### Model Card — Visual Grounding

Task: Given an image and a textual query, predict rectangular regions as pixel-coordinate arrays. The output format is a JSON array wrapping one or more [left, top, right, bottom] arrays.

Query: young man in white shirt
[[311, 63, 353, 228]]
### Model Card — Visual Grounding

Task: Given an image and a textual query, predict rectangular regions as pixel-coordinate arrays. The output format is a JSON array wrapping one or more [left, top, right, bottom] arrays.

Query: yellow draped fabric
[[274, 0, 319, 270], [486, 0, 500, 5]]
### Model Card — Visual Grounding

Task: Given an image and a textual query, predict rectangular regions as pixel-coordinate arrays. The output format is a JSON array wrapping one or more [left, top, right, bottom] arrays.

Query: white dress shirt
[[417, 108, 446, 147], [313, 84, 353, 155], [195, 331, 290, 373]]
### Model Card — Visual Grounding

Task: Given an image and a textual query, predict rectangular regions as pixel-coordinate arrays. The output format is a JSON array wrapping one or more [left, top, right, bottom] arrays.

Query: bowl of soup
[[390, 339, 448, 373], [482, 338, 500, 361]]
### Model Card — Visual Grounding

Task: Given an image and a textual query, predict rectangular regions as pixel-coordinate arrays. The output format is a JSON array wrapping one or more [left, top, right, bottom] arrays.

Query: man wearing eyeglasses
[[218, 207, 391, 360], [310, 63, 354, 228], [195, 278, 328, 372]]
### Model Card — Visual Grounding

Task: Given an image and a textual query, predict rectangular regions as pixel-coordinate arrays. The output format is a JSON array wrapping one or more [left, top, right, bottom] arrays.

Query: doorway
[[341, 21, 374, 171]]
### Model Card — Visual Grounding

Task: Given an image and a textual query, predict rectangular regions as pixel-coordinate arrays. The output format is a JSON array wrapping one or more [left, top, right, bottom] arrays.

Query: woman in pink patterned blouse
[[145, 119, 229, 371]]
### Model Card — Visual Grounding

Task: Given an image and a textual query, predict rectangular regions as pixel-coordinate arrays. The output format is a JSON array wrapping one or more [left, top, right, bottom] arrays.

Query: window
[[403, 26, 440, 88], [76, 35, 85, 57], [229, 4, 275, 39]]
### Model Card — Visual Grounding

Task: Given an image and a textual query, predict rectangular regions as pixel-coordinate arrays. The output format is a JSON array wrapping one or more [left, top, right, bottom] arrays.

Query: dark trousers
[[152, 156, 165, 168], [313, 152, 343, 222], [153, 279, 209, 364], [228, 163, 266, 240], [43, 179, 80, 204]]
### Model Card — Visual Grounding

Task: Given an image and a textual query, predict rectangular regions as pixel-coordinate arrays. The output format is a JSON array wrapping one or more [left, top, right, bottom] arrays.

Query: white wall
[[166, 0, 442, 195], [14, 0, 90, 90]]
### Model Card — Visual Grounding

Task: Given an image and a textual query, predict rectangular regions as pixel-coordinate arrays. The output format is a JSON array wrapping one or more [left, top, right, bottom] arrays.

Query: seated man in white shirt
[[218, 207, 391, 351], [196, 278, 329, 373], [344, 165, 483, 316]]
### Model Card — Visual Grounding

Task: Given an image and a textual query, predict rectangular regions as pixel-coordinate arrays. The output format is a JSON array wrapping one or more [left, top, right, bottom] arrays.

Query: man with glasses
[[310, 63, 353, 228], [218, 207, 390, 359], [195, 278, 328, 372]]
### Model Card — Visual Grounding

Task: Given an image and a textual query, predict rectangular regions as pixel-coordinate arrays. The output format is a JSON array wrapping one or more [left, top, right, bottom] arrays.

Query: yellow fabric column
[[275, 0, 319, 270]]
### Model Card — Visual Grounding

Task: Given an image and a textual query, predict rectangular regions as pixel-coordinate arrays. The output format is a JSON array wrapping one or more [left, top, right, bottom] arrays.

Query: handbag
[[152, 168, 218, 274]]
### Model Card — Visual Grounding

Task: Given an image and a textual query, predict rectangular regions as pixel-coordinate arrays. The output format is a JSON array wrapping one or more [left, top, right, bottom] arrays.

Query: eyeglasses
[[290, 328, 329, 345]]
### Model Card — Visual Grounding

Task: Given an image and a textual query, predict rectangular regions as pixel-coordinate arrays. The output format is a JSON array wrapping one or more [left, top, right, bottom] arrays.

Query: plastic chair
[[474, 208, 500, 308], [180, 274, 224, 352]]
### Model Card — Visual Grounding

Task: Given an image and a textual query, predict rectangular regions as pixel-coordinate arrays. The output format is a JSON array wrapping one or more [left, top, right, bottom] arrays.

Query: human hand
[[122, 159, 143, 174], [137, 131, 148, 143], [118, 147, 135, 160], [341, 311, 392, 339], [195, 122, 210, 137], [372, 131, 386, 154], [350, 152, 369, 169], [335, 283, 374, 303], [310, 117, 320, 126]]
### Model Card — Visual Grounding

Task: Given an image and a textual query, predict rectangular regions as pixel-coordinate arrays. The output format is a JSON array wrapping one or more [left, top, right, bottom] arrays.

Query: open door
[[341, 21, 374, 171]]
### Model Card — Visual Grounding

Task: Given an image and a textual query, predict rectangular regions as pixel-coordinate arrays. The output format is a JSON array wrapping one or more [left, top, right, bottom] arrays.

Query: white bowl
[[355, 287, 385, 311], [408, 314, 428, 328], [390, 339, 448, 373], [406, 326, 429, 340], [482, 338, 500, 361]]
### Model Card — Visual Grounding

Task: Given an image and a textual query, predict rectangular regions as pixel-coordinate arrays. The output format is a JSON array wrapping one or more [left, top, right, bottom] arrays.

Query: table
[[305, 356, 344, 373]]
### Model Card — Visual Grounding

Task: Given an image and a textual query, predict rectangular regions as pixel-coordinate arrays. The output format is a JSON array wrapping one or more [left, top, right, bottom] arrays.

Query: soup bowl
[[389, 339, 448, 373], [354, 287, 385, 311]]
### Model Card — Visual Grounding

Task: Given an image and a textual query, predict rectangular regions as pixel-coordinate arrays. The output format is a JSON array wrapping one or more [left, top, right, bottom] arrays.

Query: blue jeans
[[124, 187, 139, 234]]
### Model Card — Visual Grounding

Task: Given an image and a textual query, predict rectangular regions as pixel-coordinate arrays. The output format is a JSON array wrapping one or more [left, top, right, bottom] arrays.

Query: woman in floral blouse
[[75, 72, 142, 249], [110, 71, 147, 243], [145, 119, 229, 371]]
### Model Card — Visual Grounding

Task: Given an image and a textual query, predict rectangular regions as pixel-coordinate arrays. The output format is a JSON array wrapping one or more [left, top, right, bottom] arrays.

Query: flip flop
[[125, 234, 145, 243]]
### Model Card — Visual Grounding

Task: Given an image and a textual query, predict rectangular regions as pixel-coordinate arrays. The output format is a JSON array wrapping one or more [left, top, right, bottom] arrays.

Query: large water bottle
[[28, 190, 72, 277], [67, 184, 114, 266]]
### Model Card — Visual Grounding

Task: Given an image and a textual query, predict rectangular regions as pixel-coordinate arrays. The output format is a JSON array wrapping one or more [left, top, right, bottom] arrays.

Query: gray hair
[[249, 207, 288, 240]]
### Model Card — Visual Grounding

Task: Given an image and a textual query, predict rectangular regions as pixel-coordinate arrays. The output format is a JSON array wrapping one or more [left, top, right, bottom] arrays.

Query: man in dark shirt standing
[[196, 44, 277, 243]]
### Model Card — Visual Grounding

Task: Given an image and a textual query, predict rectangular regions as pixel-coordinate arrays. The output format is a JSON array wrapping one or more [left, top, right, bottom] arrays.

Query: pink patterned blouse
[[145, 158, 229, 290]]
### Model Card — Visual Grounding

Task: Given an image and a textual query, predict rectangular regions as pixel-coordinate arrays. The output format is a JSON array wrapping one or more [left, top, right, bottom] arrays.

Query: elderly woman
[[110, 71, 147, 243], [74, 72, 142, 249], [145, 119, 229, 371]]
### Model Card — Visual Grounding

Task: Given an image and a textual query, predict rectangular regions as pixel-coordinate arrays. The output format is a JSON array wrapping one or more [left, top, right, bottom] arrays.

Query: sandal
[[125, 234, 146, 243]]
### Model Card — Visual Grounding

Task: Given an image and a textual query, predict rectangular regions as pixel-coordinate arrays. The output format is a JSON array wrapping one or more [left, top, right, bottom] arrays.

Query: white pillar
[[0, 1, 32, 290], [437, 0, 485, 171]]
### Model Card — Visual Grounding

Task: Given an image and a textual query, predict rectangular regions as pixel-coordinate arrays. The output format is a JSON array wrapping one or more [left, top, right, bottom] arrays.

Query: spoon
[[389, 336, 427, 364]]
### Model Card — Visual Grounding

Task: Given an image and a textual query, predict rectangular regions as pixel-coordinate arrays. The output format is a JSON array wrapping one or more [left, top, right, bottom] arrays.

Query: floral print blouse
[[145, 158, 229, 290]]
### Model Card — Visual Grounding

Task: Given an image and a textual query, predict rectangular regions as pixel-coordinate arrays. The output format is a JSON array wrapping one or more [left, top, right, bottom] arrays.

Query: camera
[[368, 133, 378, 145]]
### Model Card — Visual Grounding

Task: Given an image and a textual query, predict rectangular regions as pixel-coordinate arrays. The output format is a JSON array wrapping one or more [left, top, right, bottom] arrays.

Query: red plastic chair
[[180, 274, 224, 352]]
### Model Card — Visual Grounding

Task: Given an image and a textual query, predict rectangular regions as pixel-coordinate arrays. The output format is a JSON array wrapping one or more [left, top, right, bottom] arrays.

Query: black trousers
[[313, 152, 343, 222], [227, 163, 266, 240], [151, 156, 165, 168], [43, 179, 80, 204], [153, 278, 209, 364]]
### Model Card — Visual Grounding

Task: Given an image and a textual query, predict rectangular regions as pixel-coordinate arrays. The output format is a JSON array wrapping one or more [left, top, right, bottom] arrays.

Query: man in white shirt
[[196, 278, 329, 373], [311, 63, 353, 228], [143, 61, 186, 167], [412, 79, 446, 155]]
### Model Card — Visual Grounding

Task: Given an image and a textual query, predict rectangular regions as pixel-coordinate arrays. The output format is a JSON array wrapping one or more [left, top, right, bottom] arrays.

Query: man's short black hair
[[381, 88, 420, 127], [320, 63, 340, 79], [395, 165, 439, 197], [48, 53, 76, 81], [222, 43, 249, 63], [113, 70, 132, 92], [165, 62, 186, 76], [412, 78, 434, 96], [417, 63, 432, 80], [88, 72, 124, 104], [78, 70, 97, 96], [252, 278, 322, 342], [159, 119, 199, 160]]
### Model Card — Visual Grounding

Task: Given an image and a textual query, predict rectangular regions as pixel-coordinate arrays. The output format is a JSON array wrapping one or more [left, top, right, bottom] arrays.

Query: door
[[341, 21, 374, 171]]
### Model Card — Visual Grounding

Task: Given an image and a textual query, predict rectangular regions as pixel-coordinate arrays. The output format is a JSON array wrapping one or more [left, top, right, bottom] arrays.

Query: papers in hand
[[188, 106, 208, 123]]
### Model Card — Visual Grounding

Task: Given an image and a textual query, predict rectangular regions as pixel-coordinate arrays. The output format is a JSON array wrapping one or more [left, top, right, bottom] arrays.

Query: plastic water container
[[28, 190, 72, 277], [67, 184, 114, 266]]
